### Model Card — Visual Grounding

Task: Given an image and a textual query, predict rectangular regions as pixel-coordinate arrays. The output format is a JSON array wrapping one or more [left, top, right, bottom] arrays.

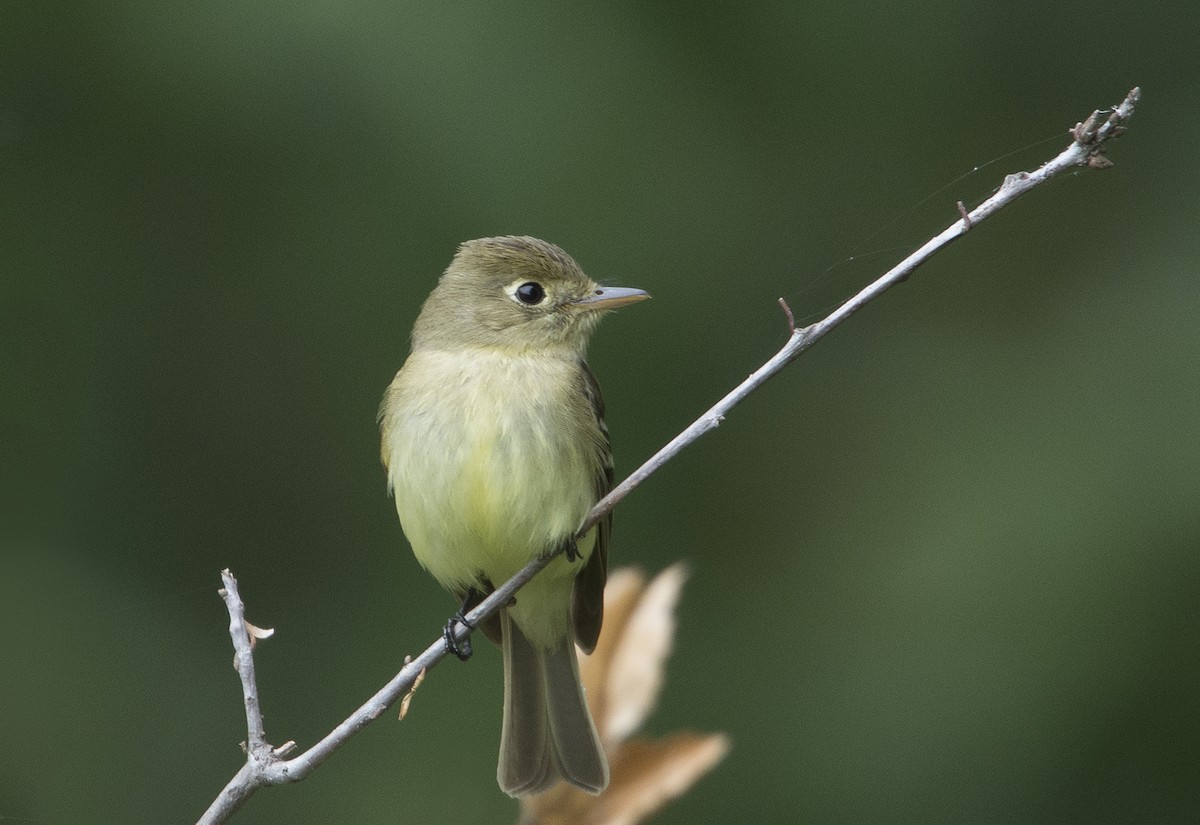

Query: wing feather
[[571, 360, 612, 654]]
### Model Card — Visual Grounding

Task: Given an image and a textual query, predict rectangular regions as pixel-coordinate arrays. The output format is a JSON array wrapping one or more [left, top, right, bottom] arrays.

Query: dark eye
[[515, 281, 545, 305]]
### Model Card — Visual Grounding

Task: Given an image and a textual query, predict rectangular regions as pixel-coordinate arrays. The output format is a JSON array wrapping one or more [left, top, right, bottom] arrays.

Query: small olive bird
[[379, 236, 648, 796]]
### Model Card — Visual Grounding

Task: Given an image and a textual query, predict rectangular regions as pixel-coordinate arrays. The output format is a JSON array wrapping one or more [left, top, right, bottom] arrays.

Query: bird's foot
[[443, 611, 474, 661], [563, 539, 580, 563]]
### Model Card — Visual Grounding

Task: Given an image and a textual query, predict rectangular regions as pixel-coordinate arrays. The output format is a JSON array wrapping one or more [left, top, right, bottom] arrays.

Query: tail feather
[[498, 611, 608, 797]]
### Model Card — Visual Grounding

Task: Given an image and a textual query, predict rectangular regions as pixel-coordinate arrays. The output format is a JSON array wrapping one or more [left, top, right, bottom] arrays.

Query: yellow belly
[[381, 348, 600, 646]]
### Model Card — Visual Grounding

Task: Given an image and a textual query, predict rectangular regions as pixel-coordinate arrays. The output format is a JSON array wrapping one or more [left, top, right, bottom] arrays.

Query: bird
[[379, 236, 648, 796]]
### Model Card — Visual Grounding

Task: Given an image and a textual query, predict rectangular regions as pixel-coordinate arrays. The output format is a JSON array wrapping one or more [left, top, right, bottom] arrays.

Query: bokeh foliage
[[2, 2, 1198, 823]]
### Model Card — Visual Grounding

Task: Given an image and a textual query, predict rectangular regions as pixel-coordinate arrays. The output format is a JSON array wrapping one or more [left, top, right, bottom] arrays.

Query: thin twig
[[198, 87, 1138, 824], [777, 297, 796, 334], [577, 86, 1138, 533]]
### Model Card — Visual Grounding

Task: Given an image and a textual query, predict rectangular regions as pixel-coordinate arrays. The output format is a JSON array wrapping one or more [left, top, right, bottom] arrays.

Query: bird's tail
[[498, 610, 609, 797]]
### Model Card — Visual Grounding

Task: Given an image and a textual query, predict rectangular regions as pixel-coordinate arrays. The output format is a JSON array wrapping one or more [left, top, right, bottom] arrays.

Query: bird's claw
[[444, 612, 474, 661], [563, 540, 580, 563]]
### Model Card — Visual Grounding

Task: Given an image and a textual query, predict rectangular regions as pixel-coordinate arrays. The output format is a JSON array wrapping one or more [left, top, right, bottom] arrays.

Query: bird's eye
[[515, 281, 545, 305]]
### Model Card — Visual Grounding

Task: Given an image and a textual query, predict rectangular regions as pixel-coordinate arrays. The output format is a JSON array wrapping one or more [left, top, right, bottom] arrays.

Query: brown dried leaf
[[601, 564, 687, 744], [522, 565, 727, 825], [580, 567, 648, 722], [523, 734, 730, 825], [599, 734, 731, 825]]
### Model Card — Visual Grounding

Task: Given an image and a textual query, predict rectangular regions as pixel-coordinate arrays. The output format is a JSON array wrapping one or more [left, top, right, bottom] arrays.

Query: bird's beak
[[573, 286, 651, 311]]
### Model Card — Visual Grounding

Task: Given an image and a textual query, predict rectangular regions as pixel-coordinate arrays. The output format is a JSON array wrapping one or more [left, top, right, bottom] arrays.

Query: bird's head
[[412, 236, 648, 355]]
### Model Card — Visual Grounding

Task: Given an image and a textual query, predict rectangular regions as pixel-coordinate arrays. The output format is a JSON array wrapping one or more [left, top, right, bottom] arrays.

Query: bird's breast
[[381, 349, 601, 592]]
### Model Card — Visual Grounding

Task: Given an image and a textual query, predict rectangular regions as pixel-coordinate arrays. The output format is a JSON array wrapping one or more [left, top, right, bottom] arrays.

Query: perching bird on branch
[[380, 236, 648, 796]]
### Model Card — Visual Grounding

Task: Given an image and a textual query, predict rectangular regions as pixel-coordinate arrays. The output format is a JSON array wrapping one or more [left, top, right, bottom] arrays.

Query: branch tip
[[777, 297, 796, 333]]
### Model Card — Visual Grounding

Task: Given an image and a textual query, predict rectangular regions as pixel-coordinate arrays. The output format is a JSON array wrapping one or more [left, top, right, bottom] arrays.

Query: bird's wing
[[571, 360, 612, 654]]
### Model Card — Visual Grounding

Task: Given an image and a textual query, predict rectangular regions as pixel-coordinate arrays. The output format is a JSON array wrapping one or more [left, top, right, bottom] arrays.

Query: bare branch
[[199, 565, 549, 823], [578, 86, 1138, 534], [198, 87, 1139, 824]]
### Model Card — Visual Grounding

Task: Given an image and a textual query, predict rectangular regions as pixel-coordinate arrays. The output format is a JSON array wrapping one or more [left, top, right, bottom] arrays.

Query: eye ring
[[514, 281, 545, 305]]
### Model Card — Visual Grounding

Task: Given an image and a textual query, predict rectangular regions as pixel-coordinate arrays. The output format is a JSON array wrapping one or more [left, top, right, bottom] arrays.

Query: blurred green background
[[2, 2, 1197, 823]]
